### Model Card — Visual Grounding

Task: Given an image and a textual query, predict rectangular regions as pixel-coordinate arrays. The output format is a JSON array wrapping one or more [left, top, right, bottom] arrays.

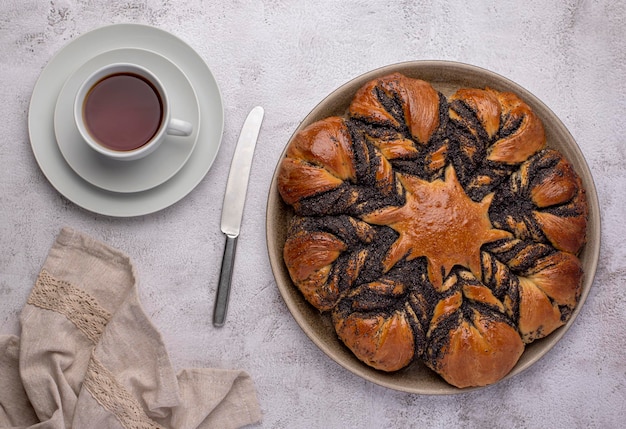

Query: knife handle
[[213, 234, 238, 327]]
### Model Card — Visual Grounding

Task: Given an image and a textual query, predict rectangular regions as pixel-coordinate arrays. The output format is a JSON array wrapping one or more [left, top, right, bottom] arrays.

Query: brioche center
[[363, 165, 511, 290]]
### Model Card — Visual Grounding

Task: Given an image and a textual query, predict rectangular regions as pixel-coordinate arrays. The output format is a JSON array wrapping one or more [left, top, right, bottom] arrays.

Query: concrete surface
[[1, 1, 624, 428]]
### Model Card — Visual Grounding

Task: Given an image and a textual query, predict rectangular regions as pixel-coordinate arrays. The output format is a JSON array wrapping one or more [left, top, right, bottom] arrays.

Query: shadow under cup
[[74, 63, 192, 161]]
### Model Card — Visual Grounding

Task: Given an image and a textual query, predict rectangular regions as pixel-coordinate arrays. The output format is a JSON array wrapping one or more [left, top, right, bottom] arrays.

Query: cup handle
[[166, 118, 193, 136]]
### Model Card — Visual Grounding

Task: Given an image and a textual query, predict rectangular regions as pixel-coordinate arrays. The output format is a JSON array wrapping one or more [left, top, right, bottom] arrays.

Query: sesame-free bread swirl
[[278, 73, 588, 388]]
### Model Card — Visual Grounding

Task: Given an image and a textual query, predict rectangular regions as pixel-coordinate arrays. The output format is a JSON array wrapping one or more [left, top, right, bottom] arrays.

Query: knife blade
[[213, 106, 264, 327]]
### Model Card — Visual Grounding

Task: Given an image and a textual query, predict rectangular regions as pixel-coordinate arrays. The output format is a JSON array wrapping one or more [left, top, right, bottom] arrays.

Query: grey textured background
[[1, 1, 625, 428]]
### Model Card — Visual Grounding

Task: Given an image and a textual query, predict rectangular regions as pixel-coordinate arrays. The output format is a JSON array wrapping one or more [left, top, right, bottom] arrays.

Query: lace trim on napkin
[[28, 270, 164, 429], [85, 354, 165, 429], [28, 270, 111, 344]]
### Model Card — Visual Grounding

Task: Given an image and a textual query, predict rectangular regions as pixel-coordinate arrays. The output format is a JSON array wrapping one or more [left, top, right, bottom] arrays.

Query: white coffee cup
[[74, 63, 193, 161]]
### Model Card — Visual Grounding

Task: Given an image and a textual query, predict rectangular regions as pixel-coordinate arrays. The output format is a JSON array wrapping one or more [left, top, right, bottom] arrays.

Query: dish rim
[[266, 60, 601, 394]]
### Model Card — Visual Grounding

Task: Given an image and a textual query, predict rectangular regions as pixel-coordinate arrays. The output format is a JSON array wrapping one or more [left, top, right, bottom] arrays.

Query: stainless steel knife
[[213, 106, 265, 327]]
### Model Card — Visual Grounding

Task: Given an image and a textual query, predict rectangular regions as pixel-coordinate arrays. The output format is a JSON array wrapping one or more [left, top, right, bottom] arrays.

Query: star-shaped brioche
[[362, 165, 511, 289]]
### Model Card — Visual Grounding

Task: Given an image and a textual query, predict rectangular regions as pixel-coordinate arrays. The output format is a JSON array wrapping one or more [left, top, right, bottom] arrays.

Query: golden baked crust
[[277, 72, 588, 388]]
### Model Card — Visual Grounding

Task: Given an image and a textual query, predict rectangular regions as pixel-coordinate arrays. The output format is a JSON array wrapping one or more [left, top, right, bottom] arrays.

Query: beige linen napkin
[[0, 227, 262, 429]]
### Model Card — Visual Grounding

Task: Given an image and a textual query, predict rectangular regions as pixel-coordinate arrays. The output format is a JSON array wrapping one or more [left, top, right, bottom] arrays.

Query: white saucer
[[54, 48, 200, 194], [29, 24, 223, 216]]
